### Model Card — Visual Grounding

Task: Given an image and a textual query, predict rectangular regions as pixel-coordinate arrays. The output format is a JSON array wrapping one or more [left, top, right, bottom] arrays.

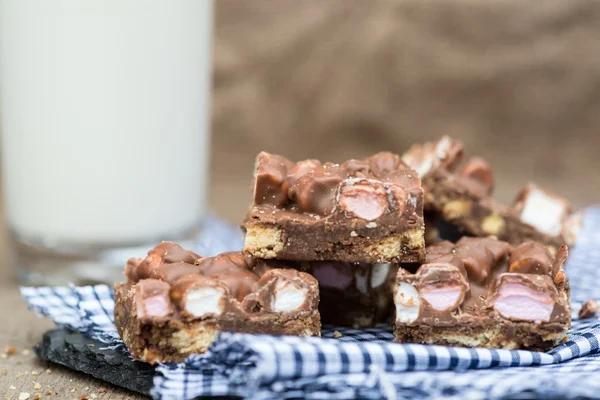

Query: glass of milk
[[0, 0, 213, 284]]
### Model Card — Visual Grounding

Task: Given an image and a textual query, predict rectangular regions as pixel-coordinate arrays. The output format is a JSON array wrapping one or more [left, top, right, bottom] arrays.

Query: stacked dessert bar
[[241, 151, 426, 328], [115, 138, 576, 363]]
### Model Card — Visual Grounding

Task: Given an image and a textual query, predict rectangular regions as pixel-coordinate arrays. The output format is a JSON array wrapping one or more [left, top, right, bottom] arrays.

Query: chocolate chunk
[[146, 262, 201, 283], [287, 159, 322, 187], [125, 257, 144, 282], [509, 242, 553, 275], [339, 159, 371, 177], [216, 270, 260, 302], [459, 157, 494, 195], [454, 241, 495, 284], [253, 152, 293, 207], [579, 299, 599, 319], [289, 163, 343, 215], [196, 252, 251, 276], [425, 240, 456, 260], [367, 152, 403, 177], [551, 245, 569, 291], [136, 242, 200, 280]]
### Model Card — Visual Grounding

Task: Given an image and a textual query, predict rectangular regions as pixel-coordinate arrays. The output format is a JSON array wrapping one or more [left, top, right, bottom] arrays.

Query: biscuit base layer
[[394, 322, 568, 351], [114, 283, 321, 364], [243, 223, 425, 263]]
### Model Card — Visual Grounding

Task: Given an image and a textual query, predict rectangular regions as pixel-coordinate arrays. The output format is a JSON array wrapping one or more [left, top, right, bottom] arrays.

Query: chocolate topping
[[133, 241, 201, 281], [126, 243, 317, 320], [425, 241, 456, 260], [367, 152, 403, 177], [125, 257, 144, 282], [217, 270, 260, 301], [459, 157, 494, 196], [147, 262, 202, 283], [253, 152, 293, 207], [454, 240, 495, 284], [287, 159, 322, 187], [395, 237, 570, 328], [290, 163, 344, 215], [509, 242, 553, 274], [196, 252, 252, 276], [251, 151, 421, 221], [458, 237, 511, 263]]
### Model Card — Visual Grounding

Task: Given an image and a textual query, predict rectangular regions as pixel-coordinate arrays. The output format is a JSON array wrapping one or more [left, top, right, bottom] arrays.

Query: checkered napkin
[[20, 211, 600, 400]]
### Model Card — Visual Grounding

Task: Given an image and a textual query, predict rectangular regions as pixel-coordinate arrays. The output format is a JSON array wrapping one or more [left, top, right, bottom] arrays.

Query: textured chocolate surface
[[115, 242, 321, 363], [402, 136, 581, 249], [243, 151, 425, 263], [394, 237, 570, 350], [254, 259, 398, 328]]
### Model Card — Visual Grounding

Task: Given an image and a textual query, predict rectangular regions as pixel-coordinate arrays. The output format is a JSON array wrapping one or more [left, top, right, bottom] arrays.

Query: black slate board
[[35, 329, 154, 395]]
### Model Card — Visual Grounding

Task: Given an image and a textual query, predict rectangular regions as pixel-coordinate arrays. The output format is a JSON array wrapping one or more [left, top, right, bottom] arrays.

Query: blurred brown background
[[209, 0, 600, 224]]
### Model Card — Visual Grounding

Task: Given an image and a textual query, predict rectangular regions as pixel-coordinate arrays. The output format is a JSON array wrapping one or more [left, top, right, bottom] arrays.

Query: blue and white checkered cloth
[[21, 211, 600, 400]]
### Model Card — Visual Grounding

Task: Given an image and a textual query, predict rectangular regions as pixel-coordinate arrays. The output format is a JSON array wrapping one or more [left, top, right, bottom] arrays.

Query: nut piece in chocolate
[[114, 242, 320, 363], [394, 237, 571, 351], [243, 152, 425, 263], [402, 136, 581, 249]]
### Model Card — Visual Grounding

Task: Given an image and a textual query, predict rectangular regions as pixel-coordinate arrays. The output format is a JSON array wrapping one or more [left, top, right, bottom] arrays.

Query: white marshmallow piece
[[371, 263, 390, 288], [273, 281, 308, 312], [519, 187, 566, 237], [185, 287, 225, 317], [395, 282, 421, 324], [355, 269, 369, 294], [435, 136, 452, 159]]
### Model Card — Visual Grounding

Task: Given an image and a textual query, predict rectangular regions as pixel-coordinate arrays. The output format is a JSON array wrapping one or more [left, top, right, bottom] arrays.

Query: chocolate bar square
[[114, 242, 320, 363], [402, 136, 582, 249], [394, 237, 570, 350], [242, 152, 425, 263]]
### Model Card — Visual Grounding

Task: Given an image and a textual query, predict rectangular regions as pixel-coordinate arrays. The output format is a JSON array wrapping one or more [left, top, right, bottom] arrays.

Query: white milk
[[0, 0, 213, 245]]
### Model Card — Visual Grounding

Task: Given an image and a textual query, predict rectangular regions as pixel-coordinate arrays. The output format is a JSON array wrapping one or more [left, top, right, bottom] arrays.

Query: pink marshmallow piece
[[312, 263, 353, 290], [419, 284, 463, 311], [339, 190, 386, 220], [494, 283, 554, 323], [138, 294, 171, 318]]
